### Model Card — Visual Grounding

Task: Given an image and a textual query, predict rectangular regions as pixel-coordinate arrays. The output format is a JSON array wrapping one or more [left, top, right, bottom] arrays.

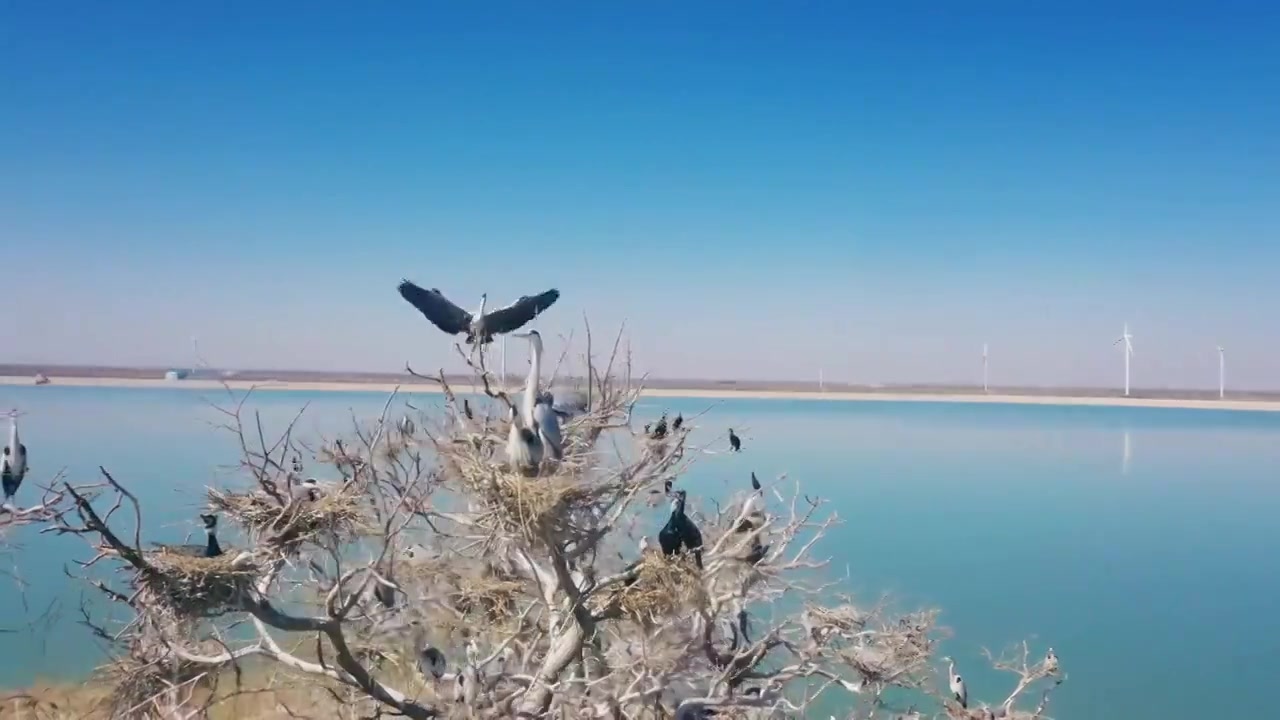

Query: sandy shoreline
[[3, 375, 1279, 412]]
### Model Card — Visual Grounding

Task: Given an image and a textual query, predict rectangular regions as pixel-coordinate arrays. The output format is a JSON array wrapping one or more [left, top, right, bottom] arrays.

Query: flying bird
[[397, 280, 560, 345], [1, 413, 29, 509], [728, 428, 742, 452]]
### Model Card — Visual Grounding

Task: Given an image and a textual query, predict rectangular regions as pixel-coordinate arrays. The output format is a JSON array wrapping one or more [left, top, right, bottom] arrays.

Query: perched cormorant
[[651, 413, 669, 440], [728, 429, 742, 452], [155, 514, 223, 558], [658, 490, 703, 569]]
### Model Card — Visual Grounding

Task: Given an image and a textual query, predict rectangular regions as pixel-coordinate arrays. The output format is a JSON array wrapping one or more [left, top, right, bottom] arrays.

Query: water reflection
[[1122, 429, 1132, 476]]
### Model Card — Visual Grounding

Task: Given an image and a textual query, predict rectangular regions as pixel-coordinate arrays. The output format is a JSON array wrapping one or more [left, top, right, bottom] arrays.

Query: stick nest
[[600, 551, 705, 625], [94, 653, 210, 719], [140, 550, 262, 617], [440, 435, 619, 540], [207, 486, 372, 550]]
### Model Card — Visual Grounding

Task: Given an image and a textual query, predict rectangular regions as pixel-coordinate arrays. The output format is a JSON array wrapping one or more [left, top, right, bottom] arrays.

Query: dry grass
[[2, 673, 354, 720]]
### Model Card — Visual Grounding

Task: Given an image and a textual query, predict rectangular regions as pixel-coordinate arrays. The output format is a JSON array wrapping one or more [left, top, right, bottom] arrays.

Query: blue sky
[[3, 1, 1279, 388]]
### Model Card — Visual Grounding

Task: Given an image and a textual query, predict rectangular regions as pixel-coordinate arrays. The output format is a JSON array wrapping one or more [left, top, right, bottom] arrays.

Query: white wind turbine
[[1113, 323, 1134, 397], [982, 343, 989, 393], [1217, 344, 1225, 399]]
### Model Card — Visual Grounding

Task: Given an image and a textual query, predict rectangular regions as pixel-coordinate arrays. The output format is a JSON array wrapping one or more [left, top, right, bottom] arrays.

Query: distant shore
[[3, 374, 1279, 412]]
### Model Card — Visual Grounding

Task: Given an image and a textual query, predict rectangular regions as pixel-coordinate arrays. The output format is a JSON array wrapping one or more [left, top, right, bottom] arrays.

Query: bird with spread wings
[[397, 280, 560, 345]]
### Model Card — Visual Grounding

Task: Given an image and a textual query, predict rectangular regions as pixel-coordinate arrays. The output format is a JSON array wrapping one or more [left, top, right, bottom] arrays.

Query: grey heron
[[397, 414, 416, 437], [1, 413, 28, 509], [1044, 647, 1059, 674], [512, 330, 563, 461], [397, 280, 560, 346], [299, 476, 344, 499], [153, 514, 223, 558], [505, 404, 543, 471], [945, 657, 968, 709], [658, 489, 703, 569], [728, 428, 742, 452]]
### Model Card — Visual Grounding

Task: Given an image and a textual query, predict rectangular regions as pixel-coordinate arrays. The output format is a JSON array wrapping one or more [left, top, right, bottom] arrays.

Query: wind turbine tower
[[982, 343, 989, 393], [1113, 324, 1134, 397], [1218, 345, 1225, 399]]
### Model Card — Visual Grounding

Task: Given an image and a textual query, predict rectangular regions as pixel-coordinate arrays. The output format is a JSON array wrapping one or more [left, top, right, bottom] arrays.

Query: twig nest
[[96, 654, 211, 719], [602, 552, 705, 625], [439, 434, 613, 544], [207, 486, 371, 551], [452, 570, 524, 625], [140, 549, 263, 618]]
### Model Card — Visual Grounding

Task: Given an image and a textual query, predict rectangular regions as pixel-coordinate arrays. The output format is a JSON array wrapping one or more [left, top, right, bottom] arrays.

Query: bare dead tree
[[32, 322, 1065, 719]]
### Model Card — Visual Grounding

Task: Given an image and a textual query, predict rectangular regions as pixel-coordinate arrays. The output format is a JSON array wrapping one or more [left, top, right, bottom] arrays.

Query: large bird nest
[[396, 553, 530, 634], [598, 551, 706, 626], [139, 549, 263, 618], [94, 650, 213, 719], [207, 485, 372, 550], [437, 433, 618, 545]]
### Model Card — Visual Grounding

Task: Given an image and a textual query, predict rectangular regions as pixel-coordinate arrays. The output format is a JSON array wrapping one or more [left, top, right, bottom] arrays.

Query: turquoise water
[[2, 384, 1279, 718]]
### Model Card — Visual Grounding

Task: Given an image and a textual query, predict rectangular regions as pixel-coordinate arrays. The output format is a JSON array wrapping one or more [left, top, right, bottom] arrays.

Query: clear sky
[[3, 1, 1279, 389]]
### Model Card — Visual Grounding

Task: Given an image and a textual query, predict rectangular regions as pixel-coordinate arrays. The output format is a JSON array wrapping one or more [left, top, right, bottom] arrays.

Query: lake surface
[[1, 384, 1278, 718]]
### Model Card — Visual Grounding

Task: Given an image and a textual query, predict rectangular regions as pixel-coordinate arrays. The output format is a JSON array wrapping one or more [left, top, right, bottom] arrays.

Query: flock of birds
[[393, 283, 1065, 715], [1, 282, 1059, 715]]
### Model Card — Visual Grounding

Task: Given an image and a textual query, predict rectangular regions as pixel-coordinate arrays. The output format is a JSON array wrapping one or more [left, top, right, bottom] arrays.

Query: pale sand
[[3, 375, 1279, 412]]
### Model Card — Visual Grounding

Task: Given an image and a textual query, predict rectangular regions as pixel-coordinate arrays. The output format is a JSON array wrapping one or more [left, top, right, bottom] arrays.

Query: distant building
[[164, 369, 191, 381]]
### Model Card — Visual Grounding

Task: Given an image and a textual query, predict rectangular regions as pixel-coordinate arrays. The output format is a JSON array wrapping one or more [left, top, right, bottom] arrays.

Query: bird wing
[[483, 289, 561, 335], [397, 281, 473, 335], [534, 403, 563, 460], [549, 388, 589, 415]]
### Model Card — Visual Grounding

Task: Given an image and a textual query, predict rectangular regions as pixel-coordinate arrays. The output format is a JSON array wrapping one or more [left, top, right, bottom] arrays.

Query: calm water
[[2, 384, 1278, 718]]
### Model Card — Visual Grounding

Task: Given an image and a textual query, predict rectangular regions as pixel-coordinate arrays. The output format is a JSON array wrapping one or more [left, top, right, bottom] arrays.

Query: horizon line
[[0, 362, 1272, 400]]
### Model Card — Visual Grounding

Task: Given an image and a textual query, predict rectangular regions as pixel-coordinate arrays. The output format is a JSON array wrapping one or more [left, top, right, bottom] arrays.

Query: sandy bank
[[3, 375, 1279, 412]]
